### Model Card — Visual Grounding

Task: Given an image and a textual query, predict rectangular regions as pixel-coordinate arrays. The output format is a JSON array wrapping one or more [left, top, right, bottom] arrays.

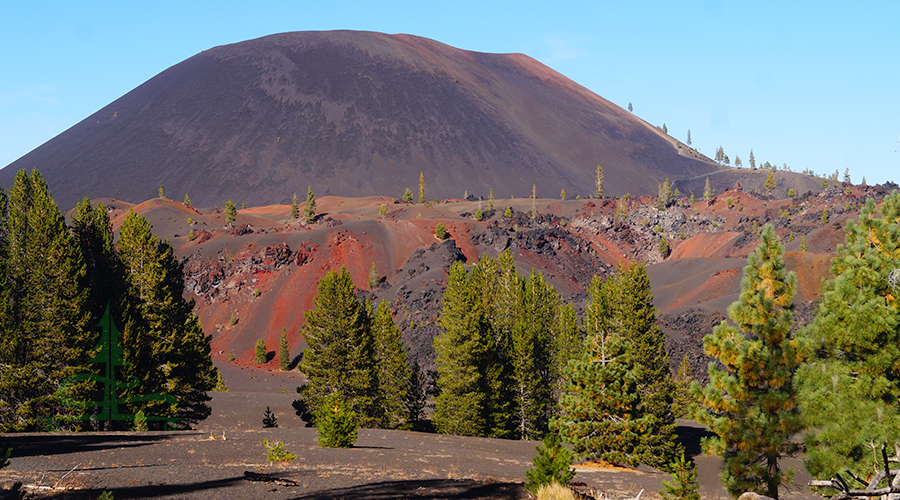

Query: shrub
[[525, 432, 576, 493], [316, 393, 358, 448], [252, 288, 261, 297], [659, 236, 670, 258], [504, 206, 512, 218], [254, 339, 267, 363], [402, 188, 413, 203], [230, 312, 238, 325], [263, 406, 278, 428], [133, 410, 148, 431], [263, 439, 296, 462], [187, 229, 195, 241], [659, 454, 701, 500], [435, 222, 448, 239], [474, 207, 483, 221], [213, 372, 228, 392]]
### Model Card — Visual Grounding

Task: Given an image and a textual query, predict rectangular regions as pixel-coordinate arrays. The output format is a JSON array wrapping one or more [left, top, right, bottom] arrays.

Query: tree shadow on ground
[[675, 421, 717, 459], [46, 476, 245, 500], [289, 478, 525, 500], [4, 432, 180, 458]]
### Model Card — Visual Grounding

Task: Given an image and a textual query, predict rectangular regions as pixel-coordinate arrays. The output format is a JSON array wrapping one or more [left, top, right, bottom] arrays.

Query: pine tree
[[433, 261, 494, 436], [295, 267, 377, 427], [402, 188, 413, 203], [595, 165, 604, 198], [555, 274, 650, 466], [510, 269, 558, 440], [693, 224, 802, 498], [531, 184, 537, 219], [278, 328, 290, 371], [304, 186, 316, 223], [263, 406, 278, 428], [418, 172, 426, 204], [116, 210, 217, 428], [158, 185, 165, 198], [291, 193, 299, 219], [797, 192, 900, 480], [372, 300, 412, 429], [671, 355, 695, 419], [0, 170, 93, 431], [254, 339, 267, 363], [799, 234, 808, 252], [659, 236, 670, 258], [765, 169, 777, 191], [184, 193, 191, 206], [316, 392, 358, 448], [703, 177, 713, 202], [552, 303, 580, 400], [488, 188, 495, 210], [735, 156, 742, 168], [749, 149, 756, 169], [225, 200, 236, 223], [660, 454, 702, 500], [687, 129, 692, 146], [617, 263, 681, 469], [406, 362, 428, 426], [525, 431, 576, 493]]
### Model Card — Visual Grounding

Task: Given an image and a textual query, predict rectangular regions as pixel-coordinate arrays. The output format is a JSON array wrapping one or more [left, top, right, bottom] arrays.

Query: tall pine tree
[[797, 192, 900, 480], [0, 170, 93, 431], [372, 300, 412, 429], [295, 267, 377, 427], [433, 261, 495, 436], [555, 274, 649, 466], [617, 263, 681, 469], [117, 209, 217, 428], [693, 224, 802, 498]]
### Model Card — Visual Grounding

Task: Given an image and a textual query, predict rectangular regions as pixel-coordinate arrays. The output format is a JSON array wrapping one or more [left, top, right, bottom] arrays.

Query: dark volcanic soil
[[0, 362, 822, 500]]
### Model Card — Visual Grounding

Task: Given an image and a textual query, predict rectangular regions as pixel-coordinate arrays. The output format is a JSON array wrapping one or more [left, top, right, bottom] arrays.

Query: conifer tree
[[797, 192, 900, 480], [278, 328, 290, 371], [703, 177, 713, 202], [552, 303, 580, 399], [555, 274, 649, 466], [488, 188, 495, 210], [765, 169, 776, 191], [406, 362, 428, 426], [693, 224, 802, 498], [158, 185, 165, 198], [402, 188, 413, 203], [295, 267, 377, 427], [617, 263, 681, 469], [418, 172, 426, 204], [304, 186, 316, 223], [687, 129, 691, 146], [372, 300, 412, 429], [749, 149, 756, 169], [510, 269, 558, 439], [0, 170, 93, 431], [291, 193, 299, 219], [116, 210, 217, 428], [525, 431, 576, 493], [184, 193, 191, 206], [596, 164, 604, 198], [433, 261, 490, 436], [225, 200, 236, 223]]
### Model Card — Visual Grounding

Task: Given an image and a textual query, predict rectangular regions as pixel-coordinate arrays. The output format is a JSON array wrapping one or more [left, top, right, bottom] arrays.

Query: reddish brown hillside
[[2, 30, 720, 210], [83, 182, 894, 376]]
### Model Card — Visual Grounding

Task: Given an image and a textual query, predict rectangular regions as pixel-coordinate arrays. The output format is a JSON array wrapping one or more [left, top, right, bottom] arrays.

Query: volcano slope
[[3, 30, 722, 210]]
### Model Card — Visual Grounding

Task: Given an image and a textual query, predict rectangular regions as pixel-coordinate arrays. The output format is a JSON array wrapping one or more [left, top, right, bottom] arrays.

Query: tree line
[[293, 250, 683, 470], [0, 169, 217, 431]]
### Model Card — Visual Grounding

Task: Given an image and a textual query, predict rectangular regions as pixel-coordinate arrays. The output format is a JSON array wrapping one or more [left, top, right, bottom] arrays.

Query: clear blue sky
[[2, 1, 899, 185]]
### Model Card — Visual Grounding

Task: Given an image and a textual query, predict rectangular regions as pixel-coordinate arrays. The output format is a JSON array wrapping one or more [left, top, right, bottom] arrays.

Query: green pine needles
[[659, 454, 701, 500], [693, 224, 802, 498], [797, 192, 900, 480], [554, 263, 680, 469], [316, 393, 358, 448], [525, 432, 576, 493]]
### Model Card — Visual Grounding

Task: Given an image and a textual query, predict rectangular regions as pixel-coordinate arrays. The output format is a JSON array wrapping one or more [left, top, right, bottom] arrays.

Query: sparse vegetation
[[263, 439, 296, 461], [279, 328, 290, 371], [263, 406, 278, 428]]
